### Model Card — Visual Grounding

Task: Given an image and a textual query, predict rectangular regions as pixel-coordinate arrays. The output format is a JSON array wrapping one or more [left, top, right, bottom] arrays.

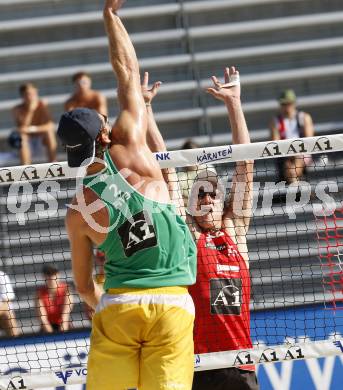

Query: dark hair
[[182, 139, 199, 150], [42, 264, 59, 276], [72, 71, 91, 83], [19, 82, 36, 96]]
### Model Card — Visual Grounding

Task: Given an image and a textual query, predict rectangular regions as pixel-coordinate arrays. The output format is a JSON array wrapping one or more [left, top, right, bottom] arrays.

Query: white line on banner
[[0, 339, 341, 389], [0, 134, 342, 184], [194, 338, 343, 372]]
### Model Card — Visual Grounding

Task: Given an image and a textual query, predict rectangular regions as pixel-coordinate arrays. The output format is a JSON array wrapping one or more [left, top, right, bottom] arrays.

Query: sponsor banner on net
[[0, 163, 75, 185], [194, 338, 343, 371], [0, 135, 342, 178], [0, 338, 89, 389], [0, 336, 341, 389], [157, 134, 343, 168], [0, 367, 87, 390]]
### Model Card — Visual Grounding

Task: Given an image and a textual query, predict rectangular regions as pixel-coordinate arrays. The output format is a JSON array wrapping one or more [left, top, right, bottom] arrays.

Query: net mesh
[[0, 136, 342, 387]]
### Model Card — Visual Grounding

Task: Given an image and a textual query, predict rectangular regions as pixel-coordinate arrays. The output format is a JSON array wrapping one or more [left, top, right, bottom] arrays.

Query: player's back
[[82, 150, 197, 290]]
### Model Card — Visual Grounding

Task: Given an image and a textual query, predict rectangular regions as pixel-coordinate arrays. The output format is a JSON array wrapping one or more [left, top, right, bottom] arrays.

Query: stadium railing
[[2, 11, 343, 62]]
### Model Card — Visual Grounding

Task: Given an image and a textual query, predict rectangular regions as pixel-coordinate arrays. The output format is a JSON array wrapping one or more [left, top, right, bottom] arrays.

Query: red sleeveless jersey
[[189, 230, 254, 370], [38, 283, 68, 326]]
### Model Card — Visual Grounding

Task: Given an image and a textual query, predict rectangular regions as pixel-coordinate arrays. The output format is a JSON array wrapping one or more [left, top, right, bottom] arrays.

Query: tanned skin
[[13, 84, 57, 165], [65, 0, 170, 310], [145, 66, 254, 265], [65, 73, 108, 117]]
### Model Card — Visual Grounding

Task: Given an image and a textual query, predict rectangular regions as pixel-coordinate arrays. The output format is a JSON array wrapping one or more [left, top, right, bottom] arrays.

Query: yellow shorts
[[87, 286, 195, 390]]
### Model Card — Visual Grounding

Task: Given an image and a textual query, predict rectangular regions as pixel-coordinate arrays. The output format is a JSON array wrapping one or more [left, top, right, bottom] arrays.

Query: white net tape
[[0, 134, 342, 389]]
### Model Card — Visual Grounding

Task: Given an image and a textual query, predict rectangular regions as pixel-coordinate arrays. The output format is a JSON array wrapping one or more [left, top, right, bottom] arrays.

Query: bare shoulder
[[65, 95, 75, 104], [303, 111, 313, 121], [38, 99, 51, 114], [64, 96, 76, 109], [66, 187, 96, 227], [92, 90, 104, 101], [108, 142, 158, 180]]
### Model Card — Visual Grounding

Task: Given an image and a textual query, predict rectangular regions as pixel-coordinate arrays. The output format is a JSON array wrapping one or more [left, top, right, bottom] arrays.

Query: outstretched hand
[[104, 0, 126, 13], [141, 72, 162, 105], [207, 66, 241, 102]]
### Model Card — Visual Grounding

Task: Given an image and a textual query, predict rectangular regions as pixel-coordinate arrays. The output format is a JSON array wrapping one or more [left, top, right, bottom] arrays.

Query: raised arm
[[141, 72, 163, 152], [207, 67, 254, 236], [65, 206, 103, 310], [141, 72, 187, 217], [103, 0, 147, 144]]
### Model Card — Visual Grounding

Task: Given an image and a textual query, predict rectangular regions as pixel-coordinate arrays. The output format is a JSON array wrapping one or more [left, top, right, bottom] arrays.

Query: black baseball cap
[[57, 108, 103, 167]]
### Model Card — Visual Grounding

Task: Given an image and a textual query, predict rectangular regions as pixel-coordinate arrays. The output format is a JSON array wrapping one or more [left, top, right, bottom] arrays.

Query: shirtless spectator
[[13, 83, 57, 165], [36, 265, 73, 333], [64, 72, 108, 116], [0, 270, 20, 337]]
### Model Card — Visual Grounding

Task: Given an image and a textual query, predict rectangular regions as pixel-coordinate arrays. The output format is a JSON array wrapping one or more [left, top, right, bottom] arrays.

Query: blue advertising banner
[[0, 304, 342, 389], [251, 304, 343, 389]]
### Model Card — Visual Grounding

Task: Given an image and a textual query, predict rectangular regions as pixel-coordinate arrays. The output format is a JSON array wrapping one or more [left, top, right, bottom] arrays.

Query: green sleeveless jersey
[[82, 150, 197, 290]]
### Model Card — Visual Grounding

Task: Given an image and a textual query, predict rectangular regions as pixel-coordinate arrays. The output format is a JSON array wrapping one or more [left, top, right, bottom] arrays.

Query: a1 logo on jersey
[[210, 278, 242, 315], [118, 211, 157, 257]]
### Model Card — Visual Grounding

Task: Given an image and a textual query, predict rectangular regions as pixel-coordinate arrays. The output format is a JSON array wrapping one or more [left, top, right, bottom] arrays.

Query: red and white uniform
[[37, 283, 68, 327], [189, 229, 254, 370]]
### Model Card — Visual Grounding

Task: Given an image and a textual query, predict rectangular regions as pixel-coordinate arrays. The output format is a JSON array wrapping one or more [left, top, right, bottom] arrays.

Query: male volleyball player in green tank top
[[57, 1, 197, 389]]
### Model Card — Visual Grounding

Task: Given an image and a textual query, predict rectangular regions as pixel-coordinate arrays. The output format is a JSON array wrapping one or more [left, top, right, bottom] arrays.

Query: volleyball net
[[0, 134, 342, 389]]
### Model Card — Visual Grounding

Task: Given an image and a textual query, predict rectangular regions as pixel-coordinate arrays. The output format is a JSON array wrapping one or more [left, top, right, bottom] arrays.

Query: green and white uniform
[[82, 150, 197, 290], [85, 150, 197, 390]]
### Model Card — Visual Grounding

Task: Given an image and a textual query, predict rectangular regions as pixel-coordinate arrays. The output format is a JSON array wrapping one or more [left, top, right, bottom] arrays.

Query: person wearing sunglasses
[[144, 64, 257, 389], [187, 67, 257, 390]]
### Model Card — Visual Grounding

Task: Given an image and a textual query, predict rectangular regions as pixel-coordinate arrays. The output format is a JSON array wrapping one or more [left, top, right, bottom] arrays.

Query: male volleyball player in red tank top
[[187, 67, 258, 390]]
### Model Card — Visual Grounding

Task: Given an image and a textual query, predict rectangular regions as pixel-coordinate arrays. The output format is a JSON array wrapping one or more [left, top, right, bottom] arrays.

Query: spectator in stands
[[0, 271, 20, 337], [12, 83, 57, 165], [64, 72, 108, 116], [36, 265, 73, 333], [269, 89, 314, 183]]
